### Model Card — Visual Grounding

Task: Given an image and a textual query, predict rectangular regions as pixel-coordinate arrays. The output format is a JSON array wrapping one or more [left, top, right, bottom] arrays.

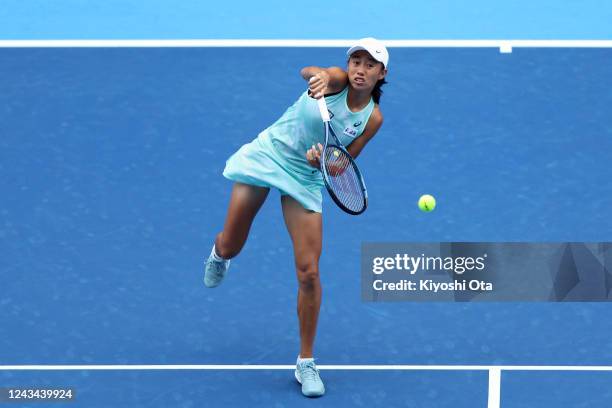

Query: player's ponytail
[[372, 78, 387, 104]]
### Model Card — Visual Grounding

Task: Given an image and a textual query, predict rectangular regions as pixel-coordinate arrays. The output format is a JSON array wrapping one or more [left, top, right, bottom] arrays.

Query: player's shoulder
[[368, 104, 384, 128]]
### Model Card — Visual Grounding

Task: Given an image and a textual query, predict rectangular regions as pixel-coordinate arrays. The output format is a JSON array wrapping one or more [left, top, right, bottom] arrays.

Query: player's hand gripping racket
[[315, 97, 368, 215]]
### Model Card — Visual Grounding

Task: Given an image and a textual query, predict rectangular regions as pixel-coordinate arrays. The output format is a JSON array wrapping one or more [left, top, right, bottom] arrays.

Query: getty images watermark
[[361, 242, 612, 302], [371, 252, 491, 293]]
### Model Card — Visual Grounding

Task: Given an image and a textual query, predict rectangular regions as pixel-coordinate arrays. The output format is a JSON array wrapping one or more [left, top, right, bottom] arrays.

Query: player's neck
[[346, 86, 372, 113]]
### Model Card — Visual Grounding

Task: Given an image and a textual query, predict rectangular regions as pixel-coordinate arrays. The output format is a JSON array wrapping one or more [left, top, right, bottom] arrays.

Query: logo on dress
[[343, 127, 358, 138], [353, 121, 362, 127]]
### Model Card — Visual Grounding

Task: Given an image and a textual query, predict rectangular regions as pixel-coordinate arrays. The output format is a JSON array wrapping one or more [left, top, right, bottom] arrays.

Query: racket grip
[[316, 96, 330, 122]]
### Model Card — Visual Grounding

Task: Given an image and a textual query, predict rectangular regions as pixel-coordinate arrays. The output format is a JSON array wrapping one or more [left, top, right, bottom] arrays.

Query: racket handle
[[316, 96, 331, 122]]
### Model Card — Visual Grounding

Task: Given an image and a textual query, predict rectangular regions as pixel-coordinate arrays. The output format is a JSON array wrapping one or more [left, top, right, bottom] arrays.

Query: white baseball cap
[[347, 37, 389, 69]]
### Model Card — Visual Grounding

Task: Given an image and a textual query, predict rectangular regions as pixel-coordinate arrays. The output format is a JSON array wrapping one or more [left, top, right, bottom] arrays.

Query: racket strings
[[323, 146, 364, 212]]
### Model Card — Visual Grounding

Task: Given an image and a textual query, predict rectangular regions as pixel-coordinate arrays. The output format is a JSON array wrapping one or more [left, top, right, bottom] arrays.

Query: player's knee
[[296, 262, 320, 289]]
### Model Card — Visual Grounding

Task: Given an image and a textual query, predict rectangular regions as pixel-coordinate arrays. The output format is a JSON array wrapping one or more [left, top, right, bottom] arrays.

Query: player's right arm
[[300, 66, 348, 99]]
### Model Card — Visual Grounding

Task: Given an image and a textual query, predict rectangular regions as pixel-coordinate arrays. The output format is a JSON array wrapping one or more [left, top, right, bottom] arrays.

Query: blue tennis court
[[1, 45, 611, 406]]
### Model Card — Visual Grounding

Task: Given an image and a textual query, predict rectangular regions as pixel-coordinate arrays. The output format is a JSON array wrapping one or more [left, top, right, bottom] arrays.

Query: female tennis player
[[204, 38, 388, 397]]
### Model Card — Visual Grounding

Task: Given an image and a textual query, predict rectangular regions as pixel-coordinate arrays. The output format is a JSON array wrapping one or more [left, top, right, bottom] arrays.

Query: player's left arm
[[347, 106, 384, 159]]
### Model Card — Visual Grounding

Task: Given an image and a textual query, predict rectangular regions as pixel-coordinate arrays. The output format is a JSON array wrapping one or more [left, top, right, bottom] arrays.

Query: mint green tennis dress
[[223, 87, 375, 213]]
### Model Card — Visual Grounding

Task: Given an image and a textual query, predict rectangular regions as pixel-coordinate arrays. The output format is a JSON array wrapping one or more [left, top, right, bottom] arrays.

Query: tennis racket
[[315, 96, 368, 215]]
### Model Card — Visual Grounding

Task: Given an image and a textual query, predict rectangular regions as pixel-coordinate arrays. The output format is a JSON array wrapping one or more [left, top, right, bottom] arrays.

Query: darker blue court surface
[[0, 369, 488, 407], [1, 48, 611, 406]]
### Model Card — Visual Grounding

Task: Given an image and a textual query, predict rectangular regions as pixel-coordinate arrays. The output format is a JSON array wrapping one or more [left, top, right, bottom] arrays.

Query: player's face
[[347, 50, 386, 91]]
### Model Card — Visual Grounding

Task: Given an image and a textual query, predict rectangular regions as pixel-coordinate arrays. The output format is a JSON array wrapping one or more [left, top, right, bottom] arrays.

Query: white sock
[[297, 355, 314, 364], [210, 245, 225, 262]]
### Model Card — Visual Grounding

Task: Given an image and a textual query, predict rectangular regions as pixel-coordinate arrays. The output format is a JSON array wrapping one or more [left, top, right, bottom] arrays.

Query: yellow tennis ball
[[333, 150, 339, 157], [418, 194, 436, 212]]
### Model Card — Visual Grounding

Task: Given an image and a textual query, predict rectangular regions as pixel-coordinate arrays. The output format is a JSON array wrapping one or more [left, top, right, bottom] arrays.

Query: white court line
[[0, 39, 611, 48], [488, 368, 501, 408], [2, 364, 612, 370]]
